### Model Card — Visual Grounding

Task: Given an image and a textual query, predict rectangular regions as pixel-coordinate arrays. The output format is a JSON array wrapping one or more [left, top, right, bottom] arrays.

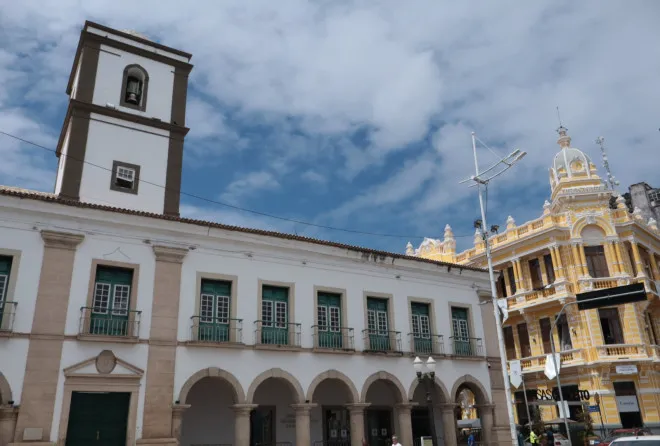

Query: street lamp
[[414, 356, 438, 446]]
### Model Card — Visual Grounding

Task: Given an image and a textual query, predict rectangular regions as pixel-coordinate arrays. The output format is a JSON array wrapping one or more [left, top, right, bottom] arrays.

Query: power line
[[0, 128, 477, 240]]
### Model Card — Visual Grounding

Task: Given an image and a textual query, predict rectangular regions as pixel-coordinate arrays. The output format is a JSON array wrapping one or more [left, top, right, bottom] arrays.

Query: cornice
[[40, 230, 85, 250], [152, 245, 189, 264]]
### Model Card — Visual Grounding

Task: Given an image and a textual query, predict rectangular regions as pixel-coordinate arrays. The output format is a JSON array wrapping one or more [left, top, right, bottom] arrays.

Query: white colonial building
[[0, 21, 509, 446]]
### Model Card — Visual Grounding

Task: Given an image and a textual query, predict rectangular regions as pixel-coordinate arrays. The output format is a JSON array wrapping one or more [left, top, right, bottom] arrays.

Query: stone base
[[136, 438, 179, 445]]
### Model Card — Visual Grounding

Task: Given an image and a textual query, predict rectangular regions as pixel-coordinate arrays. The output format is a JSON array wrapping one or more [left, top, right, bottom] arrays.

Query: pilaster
[[233, 404, 258, 446], [291, 403, 317, 446], [346, 403, 370, 446], [630, 241, 646, 278], [394, 403, 415, 446], [438, 403, 458, 446], [170, 404, 190, 443], [475, 404, 495, 446]]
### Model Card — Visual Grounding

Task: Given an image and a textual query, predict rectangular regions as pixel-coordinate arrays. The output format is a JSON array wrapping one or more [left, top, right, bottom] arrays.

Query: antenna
[[556, 106, 563, 128], [595, 136, 620, 191]]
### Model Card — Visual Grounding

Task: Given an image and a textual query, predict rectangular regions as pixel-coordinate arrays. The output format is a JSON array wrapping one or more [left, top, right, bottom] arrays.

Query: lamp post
[[414, 356, 439, 446]]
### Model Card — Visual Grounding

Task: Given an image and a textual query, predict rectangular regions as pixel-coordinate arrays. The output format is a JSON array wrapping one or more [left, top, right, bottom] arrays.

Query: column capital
[[153, 245, 189, 263], [41, 230, 85, 250], [346, 402, 371, 413], [291, 403, 317, 413], [0, 406, 19, 420], [394, 402, 417, 412], [172, 404, 191, 416], [437, 403, 459, 413], [232, 403, 258, 415]]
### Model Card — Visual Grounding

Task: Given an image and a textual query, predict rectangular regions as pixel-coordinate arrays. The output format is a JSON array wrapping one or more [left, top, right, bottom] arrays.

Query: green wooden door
[[65, 392, 130, 446], [318, 292, 342, 348], [199, 279, 231, 342], [367, 298, 390, 351], [0, 255, 12, 327], [91, 266, 133, 336], [411, 302, 432, 354], [261, 285, 288, 345], [452, 307, 471, 355]]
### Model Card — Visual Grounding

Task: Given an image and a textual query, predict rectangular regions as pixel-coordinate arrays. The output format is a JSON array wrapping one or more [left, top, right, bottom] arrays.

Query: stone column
[[12, 230, 84, 445], [605, 242, 620, 275], [170, 404, 190, 442], [553, 246, 565, 279], [1, 407, 19, 446], [613, 241, 627, 275], [291, 403, 316, 446], [477, 404, 495, 446], [139, 246, 188, 445], [395, 403, 414, 446], [512, 259, 523, 292], [570, 243, 583, 279], [630, 241, 646, 278], [438, 404, 458, 446], [346, 403, 370, 446], [233, 404, 257, 446], [578, 243, 589, 278]]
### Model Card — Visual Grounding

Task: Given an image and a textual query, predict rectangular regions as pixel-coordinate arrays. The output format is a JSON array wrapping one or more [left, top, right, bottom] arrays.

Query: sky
[[1, 0, 659, 254]]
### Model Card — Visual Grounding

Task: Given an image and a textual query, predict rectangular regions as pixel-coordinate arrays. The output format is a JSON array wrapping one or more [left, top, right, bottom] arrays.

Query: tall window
[[0, 255, 13, 326], [599, 308, 624, 345], [452, 307, 473, 355], [411, 302, 432, 354], [529, 258, 543, 289], [198, 279, 231, 342], [91, 266, 133, 336], [544, 253, 556, 284], [367, 297, 390, 351], [497, 273, 507, 298], [556, 314, 573, 350], [539, 318, 552, 354], [645, 311, 658, 345], [261, 285, 289, 345], [317, 292, 342, 348], [507, 266, 517, 294], [120, 64, 149, 111], [517, 323, 532, 358], [504, 325, 517, 360], [585, 246, 609, 278]]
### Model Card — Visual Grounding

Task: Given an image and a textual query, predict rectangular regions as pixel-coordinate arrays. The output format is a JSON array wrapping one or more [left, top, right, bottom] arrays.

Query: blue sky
[[1, 0, 659, 254]]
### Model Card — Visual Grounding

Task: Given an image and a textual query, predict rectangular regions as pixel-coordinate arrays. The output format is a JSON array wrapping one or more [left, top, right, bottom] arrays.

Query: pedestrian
[[546, 429, 555, 446], [392, 435, 403, 446], [517, 428, 525, 446], [467, 430, 475, 446], [530, 429, 539, 446]]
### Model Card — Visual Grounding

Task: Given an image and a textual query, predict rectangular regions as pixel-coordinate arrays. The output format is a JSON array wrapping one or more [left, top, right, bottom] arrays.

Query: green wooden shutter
[[262, 285, 289, 345], [318, 292, 342, 348], [0, 255, 12, 326], [451, 307, 471, 355], [367, 298, 390, 351], [91, 266, 134, 336], [199, 279, 231, 342], [411, 302, 432, 353]]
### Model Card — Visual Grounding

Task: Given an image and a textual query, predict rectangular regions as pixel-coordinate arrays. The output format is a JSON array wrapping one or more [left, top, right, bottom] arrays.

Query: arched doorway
[[246, 368, 305, 446], [308, 370, 359, 446], [361, 372, 407, 446], [451, 376, 490, 446], [409, 377, 451, 446], [179, 368, 244, 446]]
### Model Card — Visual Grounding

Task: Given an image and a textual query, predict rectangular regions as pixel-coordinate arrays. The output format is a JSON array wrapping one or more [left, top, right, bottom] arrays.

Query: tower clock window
[[120, 64, 149, 111], [110, 161, 141, 195]]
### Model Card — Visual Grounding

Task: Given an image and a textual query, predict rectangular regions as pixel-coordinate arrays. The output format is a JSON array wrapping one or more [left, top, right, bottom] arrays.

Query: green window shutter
[[261, 285, 290, 345], [95, 266, 133, 285], [91, 266, 134, 336], [451, 307, 470, 337], [0, 255, 12, 274], [263, 285, 288, 302], [201, 279, 231, 296], [318, 292, 342, 348], [411, 302, 431, 338], [0, 255, 12, 302]]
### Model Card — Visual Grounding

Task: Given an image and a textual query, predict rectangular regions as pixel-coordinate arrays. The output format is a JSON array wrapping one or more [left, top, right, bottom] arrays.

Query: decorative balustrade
[[362, 329, 402, 353], [254, 321, 301, 347], [511, 349, 584, 373], [595, 344, 645, 359], [0, 300, 17, 333], [311, 325, 355, 350], [79, 306, 141, 338], [190, 316, 243, 343], [449, 337, 483, 357], [407, 333, 445, 355]]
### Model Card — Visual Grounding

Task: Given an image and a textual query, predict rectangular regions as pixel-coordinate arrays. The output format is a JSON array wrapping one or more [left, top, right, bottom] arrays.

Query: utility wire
[[0, 128, 477, 240]]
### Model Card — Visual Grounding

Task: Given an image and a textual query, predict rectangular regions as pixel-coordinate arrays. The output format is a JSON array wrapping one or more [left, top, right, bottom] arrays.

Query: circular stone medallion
[[96, 350, 117, 374]]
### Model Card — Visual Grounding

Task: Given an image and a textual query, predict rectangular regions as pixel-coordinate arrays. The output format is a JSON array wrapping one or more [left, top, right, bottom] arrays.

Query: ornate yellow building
[[409, 127, 660, 433]]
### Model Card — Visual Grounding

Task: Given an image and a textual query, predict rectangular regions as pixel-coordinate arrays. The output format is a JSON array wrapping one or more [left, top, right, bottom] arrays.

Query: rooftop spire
[[556, 125, 571, 149], [595, 136, 620, 191]]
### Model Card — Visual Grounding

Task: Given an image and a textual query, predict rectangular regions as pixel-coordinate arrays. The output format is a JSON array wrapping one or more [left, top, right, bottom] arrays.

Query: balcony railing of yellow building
[[0, 300, 17, 333], [190, 316, 243, 344], [504, 282, 576, 311], [594, 344, 646, 360], [407, 333, 445, 356], [651, 345, 660, 360], [511, 349, 585, 373], [362, 329, 403, 353], [79, 306, 141, 339], [311, 325, 355, 351], [449, 336, 483, 357]]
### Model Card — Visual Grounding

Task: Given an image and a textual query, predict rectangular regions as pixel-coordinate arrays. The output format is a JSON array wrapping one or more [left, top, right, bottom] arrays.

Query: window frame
[[257, 279, 296, 343], [0, 250, 20, 332], [193, 273, 238, 342], [119, 64, 150, 112], [110, 160, 141, 195]]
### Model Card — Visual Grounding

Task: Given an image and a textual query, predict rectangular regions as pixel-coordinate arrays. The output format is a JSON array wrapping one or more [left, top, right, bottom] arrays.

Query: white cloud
[[220, 171, 280, 204], [301, 170, 326, 185]]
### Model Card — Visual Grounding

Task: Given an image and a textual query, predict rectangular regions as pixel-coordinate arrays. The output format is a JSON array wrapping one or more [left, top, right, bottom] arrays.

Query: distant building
[[410, 127, 660, 434]]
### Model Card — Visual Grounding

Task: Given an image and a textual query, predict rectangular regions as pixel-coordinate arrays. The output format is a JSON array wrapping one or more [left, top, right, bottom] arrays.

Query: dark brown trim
[[84, 20, 193, 60], [110, 160, 141, 195], [171, 66, 189, 127], [0, 187, 490, 273], [59, 109, 91, 200], [74, 39, 100, 102], [164, 136, 184, 217], [119, 64, 149, 112]]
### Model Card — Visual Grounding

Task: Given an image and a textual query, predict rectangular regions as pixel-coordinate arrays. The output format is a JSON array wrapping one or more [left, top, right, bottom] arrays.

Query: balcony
[[595, 344, 646, 361], [190, 316, 243, 344], [407, 333, 445, 356], [311, 326, 355, 351], [449, 336, 483, 357], [511, 349, 585, 373], [504, 282, 575, 313], [0, 301, 17, 334], [79, 306, 141, 340], [362, 329, 403, 354], [254, 320, 301, 348]]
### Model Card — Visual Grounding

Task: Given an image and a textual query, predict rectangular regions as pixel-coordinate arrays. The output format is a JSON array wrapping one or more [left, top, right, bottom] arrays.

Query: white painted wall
[[93, 44, 175, 122], [79, 113, 168, 213]]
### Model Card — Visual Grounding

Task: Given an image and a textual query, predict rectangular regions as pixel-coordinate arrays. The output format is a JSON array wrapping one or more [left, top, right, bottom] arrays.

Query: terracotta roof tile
[[0, 185, 487, 273]]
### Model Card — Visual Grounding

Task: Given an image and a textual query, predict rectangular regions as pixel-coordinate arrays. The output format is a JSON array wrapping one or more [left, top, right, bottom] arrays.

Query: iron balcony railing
[[254, 320, 301, 347], [408, 333, 444, 355], [362, 329, 402, 353], [0, 300, 17, 332], [190, 316, 243, 343], [450, 336, 483, 357], [311, 325, 355, 350], [79, 306, 141, 338]]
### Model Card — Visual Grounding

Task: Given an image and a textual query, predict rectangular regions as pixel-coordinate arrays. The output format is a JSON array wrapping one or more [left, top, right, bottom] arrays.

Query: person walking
[[517, 428, 526, 446], [546, 429, 555, 446], [530, 429, 540, 446], [467, 430, 476, 446], [391, 435, 403, 446]]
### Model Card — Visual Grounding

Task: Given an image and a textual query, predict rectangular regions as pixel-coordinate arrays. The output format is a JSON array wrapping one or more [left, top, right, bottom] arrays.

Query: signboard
[[576, 282, 646, 311], [615, 365, 638, 375], [588, 405, 600, 413], [421, 437, 434, 446], [544, 353, 561, 380], [616, 396, 640, 413], [510, 360, 522, 388], [557, 401, 570, 419]]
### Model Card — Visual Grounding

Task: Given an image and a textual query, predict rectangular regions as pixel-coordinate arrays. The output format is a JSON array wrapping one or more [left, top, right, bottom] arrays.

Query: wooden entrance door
[[366, 409, 392, 446], [251, 406, 275, 446], [65, 392, 130, 446]]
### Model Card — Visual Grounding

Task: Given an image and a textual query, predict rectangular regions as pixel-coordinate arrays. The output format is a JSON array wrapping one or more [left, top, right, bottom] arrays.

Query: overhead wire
[[0, 128, 478, 240]]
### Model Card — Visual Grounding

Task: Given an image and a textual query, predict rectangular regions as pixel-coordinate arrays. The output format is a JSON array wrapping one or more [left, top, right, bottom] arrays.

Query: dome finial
[[556, 125, 571, 149]]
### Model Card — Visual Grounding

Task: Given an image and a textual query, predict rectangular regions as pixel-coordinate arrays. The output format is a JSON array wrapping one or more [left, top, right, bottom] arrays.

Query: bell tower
[[54, 21, 193, 216]]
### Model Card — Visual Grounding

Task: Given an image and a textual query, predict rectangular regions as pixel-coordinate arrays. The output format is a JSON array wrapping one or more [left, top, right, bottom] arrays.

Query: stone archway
[[246, 367, 305, 404], [360, 371, 407, 403], [307, 369, 360, 403], [450, 375, 490, 406], [451, 375, 491, 446], [179, 367, 245, 404], [408, 376, 450, 403], [0, 373, 12, 405]]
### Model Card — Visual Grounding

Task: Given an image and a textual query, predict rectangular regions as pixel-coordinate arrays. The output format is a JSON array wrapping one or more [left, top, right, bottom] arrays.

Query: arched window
[[120, 64, 149, 111]]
